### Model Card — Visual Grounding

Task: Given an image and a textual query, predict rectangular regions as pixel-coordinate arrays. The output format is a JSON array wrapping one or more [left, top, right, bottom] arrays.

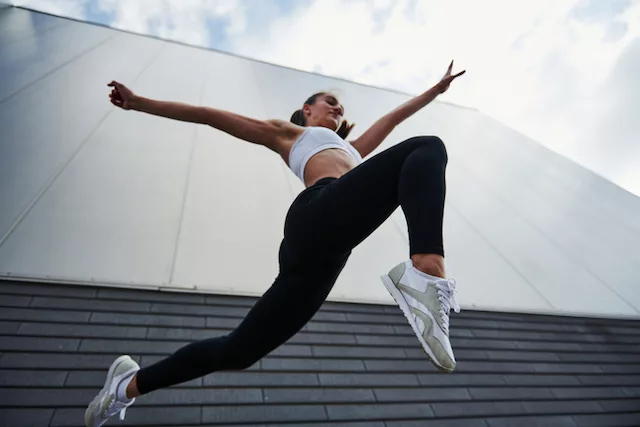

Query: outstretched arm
[[107, 81, 288, 150], [350, 61, 465, 158]]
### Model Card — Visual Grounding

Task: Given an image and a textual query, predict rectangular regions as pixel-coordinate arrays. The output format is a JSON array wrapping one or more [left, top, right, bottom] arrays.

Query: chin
[[328, 119, 341, 130], [319, 121, 339, 131]]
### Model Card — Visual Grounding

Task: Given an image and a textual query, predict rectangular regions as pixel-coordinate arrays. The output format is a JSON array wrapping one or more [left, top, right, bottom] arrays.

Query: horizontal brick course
[[2, 279, 639, 427]]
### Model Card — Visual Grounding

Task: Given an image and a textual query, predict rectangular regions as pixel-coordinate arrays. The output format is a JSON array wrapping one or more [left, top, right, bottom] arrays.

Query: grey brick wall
[[1, 279, 639, 426]]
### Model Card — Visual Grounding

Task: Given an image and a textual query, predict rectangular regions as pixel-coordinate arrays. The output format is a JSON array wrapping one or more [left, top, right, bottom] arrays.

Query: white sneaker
[[85, 355, 139, 427], [381, 260, 460, 372]]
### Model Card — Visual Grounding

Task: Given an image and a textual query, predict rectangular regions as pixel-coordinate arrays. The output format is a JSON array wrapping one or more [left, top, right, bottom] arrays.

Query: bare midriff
[[279, 128, 358, 188], [300, 149, 357, 187]]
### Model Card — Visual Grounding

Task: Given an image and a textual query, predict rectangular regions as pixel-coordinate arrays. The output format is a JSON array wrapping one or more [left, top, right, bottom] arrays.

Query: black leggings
[[135, 135, 448, 394]]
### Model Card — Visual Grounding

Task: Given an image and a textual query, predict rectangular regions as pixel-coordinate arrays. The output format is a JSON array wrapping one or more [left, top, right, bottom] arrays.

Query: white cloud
[[96, 0, 246, 47], [230, 0, 571, 99], [230, 0, 640, 196], [9, 0, 247, 45]]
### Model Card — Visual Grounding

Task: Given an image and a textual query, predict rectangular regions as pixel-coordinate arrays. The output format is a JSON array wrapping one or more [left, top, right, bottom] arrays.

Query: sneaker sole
[[84, 355, 132, 427], [381, 274, 454, 373]]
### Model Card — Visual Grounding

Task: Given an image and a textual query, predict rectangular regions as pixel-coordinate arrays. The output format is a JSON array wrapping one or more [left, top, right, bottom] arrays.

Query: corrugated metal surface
[[1, 279, 640, 426], [0, 6, 639, 317]]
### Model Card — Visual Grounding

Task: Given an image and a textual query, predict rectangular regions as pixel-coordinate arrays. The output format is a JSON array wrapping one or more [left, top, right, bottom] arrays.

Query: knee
[[407, 135, 448, 163], [220, 334, 263, 371]]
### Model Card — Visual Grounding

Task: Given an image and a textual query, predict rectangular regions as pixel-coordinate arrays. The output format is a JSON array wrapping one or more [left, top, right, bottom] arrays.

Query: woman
[[86, 61, 465, 427]]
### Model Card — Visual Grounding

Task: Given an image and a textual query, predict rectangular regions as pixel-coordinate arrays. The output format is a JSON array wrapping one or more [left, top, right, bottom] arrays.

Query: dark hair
[[290, 92, 353, 140]]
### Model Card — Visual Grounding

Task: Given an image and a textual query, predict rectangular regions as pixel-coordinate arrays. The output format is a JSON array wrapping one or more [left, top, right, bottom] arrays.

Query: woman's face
[[304, 93, 344, 130]]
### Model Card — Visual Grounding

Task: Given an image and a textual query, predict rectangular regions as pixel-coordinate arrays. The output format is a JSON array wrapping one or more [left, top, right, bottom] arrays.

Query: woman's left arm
[[350, 61, 465, 158]]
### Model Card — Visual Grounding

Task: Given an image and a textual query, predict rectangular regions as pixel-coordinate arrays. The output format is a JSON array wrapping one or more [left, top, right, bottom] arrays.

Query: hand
[[108, 80, 136, 110], [436, 60, 465, 94], [337, 119, 356, 139]]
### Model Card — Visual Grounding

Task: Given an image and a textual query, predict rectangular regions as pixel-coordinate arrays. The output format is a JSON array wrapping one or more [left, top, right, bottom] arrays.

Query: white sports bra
[[288, 126, 363, 182]]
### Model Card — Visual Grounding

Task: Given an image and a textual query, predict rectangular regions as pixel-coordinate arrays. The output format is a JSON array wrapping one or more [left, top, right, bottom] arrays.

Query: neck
[[308, 123, 336, 131]]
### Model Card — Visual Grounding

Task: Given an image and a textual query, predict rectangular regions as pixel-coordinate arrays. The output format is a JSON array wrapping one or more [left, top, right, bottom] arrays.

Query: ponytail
[[290, 109, 306, 126]]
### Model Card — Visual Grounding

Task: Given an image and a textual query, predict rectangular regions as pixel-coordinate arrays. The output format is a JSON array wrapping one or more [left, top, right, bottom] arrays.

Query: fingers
[[108, 81, 131, 109], [453, 70, 466, 78], [110, 97, 129, 110], [447, 60, 454, 73], [107, 80, 125, 92], [338, 120, 356, 135], [109, 88, 124, 108], [109, 89, 122, 101]]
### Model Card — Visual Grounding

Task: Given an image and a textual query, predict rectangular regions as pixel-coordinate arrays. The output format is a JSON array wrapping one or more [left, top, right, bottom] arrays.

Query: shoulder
[[265, 119, 291, 127], [265, 119, 305, 151], [266, 119, 301, 131], [266, 119, 301, 136], [268, 119, 305, 135]]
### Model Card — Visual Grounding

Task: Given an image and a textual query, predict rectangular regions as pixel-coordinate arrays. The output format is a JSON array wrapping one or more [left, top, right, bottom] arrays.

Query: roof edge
[[3, 275, 639, 321], [12, 5, 478, 112]]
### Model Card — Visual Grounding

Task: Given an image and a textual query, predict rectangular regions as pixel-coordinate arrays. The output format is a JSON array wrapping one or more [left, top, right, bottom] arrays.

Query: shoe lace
[[105, 395, 130, 421], [434, 278, 460, 333]]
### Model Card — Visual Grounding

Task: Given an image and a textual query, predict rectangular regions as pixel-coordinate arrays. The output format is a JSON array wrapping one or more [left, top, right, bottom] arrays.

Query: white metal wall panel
[[447, 127, 640, 311], [467, 113, 640, 249], [0, 28, 161, 243], [170, 52, 295, 293], [0, 14, 114, 101], [0, 6, 68, 46], [0, 40, 203, 285], [441, 206, 554, 313], [437, 109, 637, 315], [1, 8, 638, 317]]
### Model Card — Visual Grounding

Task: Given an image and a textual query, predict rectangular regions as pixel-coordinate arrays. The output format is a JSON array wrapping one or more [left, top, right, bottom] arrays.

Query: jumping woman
[[86, 61, 466, 426]]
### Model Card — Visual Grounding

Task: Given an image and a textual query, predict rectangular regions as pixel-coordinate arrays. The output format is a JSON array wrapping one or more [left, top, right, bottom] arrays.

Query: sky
[[9, 0, 640, 197]]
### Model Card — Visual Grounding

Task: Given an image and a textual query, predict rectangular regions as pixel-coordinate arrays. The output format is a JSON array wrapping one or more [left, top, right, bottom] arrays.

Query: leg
[[85, 242, 349, 424], [287, 135, 459, 373], [132, 248, 348, 396], [286, 135, 448, 272]]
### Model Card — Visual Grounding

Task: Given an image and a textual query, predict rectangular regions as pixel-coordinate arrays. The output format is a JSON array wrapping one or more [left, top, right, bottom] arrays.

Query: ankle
[[411, 254, 445, 278], [125, 374, 140, 399]]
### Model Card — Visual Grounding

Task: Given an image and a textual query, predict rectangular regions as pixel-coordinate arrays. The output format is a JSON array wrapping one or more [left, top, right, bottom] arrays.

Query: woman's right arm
[[108, 81, 289, 150]]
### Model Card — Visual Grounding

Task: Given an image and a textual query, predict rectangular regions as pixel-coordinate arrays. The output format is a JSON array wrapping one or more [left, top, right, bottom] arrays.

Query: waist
[[310, 177, 338, 188], [302, 149, 356, 187]]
